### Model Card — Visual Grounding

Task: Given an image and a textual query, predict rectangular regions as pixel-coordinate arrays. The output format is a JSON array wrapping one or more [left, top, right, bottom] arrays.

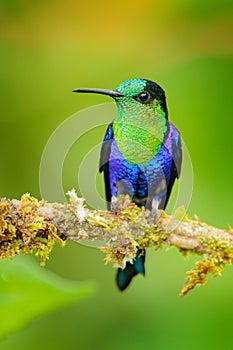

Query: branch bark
[[0, 190, 232, 296]]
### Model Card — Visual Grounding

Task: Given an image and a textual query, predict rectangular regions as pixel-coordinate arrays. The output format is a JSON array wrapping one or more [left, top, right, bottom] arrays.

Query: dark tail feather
[[116, 249, 145, 291]]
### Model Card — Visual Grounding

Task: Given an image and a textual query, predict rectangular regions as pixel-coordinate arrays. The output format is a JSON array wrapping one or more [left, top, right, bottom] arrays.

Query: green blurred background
[[0, 0, 233, 349]]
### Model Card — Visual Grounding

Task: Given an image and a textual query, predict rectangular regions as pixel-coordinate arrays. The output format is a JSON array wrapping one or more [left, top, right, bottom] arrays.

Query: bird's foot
[[111, 195, 133, 213], [148, 197, 161, 224], [147, 207, 158, 224], [110, 196, 120, 213]]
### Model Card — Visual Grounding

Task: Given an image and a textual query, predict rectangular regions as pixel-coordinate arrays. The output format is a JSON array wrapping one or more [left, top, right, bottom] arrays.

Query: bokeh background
[[0, 0, 233, 349]]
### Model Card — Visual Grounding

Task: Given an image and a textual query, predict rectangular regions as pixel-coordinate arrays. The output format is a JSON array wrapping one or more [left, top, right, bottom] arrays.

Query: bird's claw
[[148, 207, 158, 224], [110, 196, 120, 213]]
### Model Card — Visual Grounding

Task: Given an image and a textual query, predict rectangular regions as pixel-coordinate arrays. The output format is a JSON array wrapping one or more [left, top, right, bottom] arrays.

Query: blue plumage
[[100, 121, 181, 210], [100, 119, 181, 290], [73, 78, 182, 290]]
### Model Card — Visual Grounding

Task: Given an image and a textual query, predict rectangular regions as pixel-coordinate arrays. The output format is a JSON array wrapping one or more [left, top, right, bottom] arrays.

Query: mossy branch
[[0, 190, 232, 296]]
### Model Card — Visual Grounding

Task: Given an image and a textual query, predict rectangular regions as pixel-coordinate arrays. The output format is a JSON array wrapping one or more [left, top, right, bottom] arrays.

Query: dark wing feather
[[164, 126, 182, 209], [99, 123, 114, 209], [172, 128, 182, 179]]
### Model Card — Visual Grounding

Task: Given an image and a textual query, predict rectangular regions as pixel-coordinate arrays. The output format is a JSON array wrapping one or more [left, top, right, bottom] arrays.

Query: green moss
[[0, 194, 65, 265], [180, 259, 222, 296], [199, 235, 233, 265], [137, 230, 167, 250], [179, 234, 233, 296]]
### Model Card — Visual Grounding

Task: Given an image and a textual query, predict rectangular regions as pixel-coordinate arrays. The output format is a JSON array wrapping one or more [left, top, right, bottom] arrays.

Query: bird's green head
[[73, 78, 168, 164], [73, 78, 168, 119], [114, 78, 168, 119]]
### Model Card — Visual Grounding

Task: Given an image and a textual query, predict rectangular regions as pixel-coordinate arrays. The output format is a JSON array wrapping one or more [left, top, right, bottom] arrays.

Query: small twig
[[0, 191, 232, 296]]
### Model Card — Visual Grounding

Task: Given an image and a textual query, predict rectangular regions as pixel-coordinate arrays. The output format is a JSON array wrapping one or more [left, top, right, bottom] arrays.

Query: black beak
[[72, 88, 124, 98]]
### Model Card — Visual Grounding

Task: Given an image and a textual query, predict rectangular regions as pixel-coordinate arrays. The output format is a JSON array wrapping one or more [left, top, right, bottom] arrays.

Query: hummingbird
[[73, 78, 182, 291]]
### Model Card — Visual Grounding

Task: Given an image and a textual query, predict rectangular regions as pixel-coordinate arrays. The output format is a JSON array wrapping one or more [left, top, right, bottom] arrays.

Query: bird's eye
[[136, 91, 151, 104]]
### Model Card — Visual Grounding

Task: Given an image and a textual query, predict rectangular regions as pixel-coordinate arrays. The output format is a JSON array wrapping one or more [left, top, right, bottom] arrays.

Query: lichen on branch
[[0, 191, 232, 296], [0, 194, 65, 266]]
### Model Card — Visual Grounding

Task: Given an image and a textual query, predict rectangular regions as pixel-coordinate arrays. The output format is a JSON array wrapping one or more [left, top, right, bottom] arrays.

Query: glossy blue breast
[[106, 123, 178, 209]]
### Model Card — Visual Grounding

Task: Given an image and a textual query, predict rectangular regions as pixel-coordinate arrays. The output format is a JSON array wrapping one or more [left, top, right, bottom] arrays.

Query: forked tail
[[116, 249, 145, 291]]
